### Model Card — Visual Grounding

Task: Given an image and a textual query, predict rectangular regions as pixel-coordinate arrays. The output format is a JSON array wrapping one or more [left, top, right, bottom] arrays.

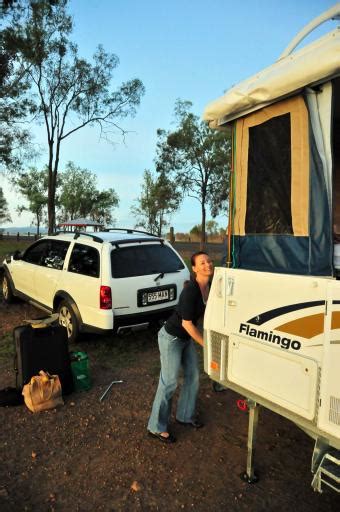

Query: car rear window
[[110, 244, 184, 278]]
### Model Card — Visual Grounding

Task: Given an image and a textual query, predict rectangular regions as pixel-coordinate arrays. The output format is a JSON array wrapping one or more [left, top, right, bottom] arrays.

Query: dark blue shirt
[[164, 278, 205, 340]]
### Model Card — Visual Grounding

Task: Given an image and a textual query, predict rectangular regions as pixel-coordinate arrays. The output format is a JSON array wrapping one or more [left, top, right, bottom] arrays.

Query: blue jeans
[[147, 326, 200, 433]]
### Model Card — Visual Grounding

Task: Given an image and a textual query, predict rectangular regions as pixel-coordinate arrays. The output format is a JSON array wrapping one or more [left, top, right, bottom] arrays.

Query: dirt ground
[[0, 299, 339, 512]]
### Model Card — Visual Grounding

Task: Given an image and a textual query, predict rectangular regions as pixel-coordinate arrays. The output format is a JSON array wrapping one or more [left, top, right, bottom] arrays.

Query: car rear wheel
[[57, 300, 79, 343], [2, 274, 15, 303]]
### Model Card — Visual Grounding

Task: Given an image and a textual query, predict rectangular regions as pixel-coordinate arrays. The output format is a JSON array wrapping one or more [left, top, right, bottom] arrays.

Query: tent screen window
[[245, 113, 293, 234]]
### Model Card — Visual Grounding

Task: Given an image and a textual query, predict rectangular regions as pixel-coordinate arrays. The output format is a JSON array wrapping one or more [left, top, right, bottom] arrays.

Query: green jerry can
[[70, 351, 91, 391]]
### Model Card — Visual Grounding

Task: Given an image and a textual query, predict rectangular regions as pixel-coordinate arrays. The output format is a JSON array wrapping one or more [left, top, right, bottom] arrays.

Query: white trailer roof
[[203, 27, 340, 128]]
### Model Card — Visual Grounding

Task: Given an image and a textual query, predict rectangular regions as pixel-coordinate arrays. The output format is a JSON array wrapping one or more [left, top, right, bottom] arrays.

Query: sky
[[1, 0, 338, 232]]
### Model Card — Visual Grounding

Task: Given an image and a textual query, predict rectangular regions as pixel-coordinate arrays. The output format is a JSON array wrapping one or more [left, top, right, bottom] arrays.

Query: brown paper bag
[[22, 370, 64, 412]]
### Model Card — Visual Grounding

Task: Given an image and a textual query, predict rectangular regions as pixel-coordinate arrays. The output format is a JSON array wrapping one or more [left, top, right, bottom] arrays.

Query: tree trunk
[[47, 168, 56, 234], [47, 137, 55, 234], [36, 213, 40, 236], [200, 203, 206, 250], [159, 211, 163, 237], [47, 138, 61, 234]]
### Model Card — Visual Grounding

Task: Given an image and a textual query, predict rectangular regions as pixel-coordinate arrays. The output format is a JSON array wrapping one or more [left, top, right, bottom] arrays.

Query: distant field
[[172, 241, 224, 265], [0, 239, 224, 267], [0, 240, 31, 261]]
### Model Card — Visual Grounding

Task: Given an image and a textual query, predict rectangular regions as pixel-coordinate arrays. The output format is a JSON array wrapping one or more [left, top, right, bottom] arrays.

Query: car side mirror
[[12, 250, 22, 261]]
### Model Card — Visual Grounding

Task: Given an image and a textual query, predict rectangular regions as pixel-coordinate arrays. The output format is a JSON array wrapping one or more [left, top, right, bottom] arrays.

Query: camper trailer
[[203, 4, 340, 493]]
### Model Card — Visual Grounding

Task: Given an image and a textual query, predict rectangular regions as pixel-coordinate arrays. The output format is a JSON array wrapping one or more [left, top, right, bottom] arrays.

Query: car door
[[60, 242, 102, 324], [10, 240, 50, 299], [32, 240, 71, 308]]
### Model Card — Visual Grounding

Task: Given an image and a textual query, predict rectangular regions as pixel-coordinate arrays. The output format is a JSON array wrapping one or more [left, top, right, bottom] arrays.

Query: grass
[[0, 240, 31, 261], [0, 332, 15, 360], [76, 327, 159, 369]]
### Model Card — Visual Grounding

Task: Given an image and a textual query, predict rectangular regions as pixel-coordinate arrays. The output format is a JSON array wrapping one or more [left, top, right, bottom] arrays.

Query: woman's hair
[[191, 251, 209, 267]]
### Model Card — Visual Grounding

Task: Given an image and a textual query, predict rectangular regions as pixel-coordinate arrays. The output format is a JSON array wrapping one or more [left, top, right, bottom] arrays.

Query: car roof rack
[[52, 229, 164, 245], [111, 238, 164, 249], [103, 227, 159, 238], [73, 232, 104, 243], [51, 230, 104, 243]]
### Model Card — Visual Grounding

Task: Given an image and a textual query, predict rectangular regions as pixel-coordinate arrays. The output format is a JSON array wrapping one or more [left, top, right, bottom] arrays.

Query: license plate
[[137, 285, 176, 307], [147, 290, 169, 303]]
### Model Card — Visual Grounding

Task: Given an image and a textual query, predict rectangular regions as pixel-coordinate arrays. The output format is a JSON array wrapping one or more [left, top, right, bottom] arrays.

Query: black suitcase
[[14, 323, 74, 395]]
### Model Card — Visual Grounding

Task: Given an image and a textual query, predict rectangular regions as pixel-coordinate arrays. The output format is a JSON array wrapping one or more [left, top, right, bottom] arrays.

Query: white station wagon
[[2, 229, 190, 342]]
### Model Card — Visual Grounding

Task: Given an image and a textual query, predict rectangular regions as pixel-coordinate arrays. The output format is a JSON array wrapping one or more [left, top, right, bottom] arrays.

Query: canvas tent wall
[[203, 9, 340, 277], [229, 89, 333, 276]]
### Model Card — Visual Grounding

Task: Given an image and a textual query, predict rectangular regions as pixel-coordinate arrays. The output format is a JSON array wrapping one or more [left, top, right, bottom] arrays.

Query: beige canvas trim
[[203, 28, 340, 125], [234, 119, 247, 236], [233, 96, 309, 236]]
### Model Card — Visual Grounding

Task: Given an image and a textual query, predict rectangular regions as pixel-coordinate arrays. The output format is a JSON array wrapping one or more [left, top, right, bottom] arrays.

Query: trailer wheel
[[212, 381, 226, 392]]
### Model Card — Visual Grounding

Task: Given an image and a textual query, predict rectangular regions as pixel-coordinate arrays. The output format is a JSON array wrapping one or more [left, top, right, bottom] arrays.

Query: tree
[[190, 224, 202, 240], [58, 162, 97, 222], [13, 167, 48, 235], [0, 186, 12, 225], [206, 220, 219, 236], [58, 161, 119, 225], [0, 1, 33, 171], [131, 169, 181, 236], [2, 0, 145, 233], [190, 221, 219, 238], [156, 100, 231, 248], [90, 189, 119, 226]]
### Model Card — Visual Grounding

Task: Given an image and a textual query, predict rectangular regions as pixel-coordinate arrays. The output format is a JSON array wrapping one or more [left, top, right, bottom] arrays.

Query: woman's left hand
[[182, 320, 204, 346]]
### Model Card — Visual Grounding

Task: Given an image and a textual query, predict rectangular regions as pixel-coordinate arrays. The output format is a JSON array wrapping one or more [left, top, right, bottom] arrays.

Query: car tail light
[[100, 286, 112, 309]]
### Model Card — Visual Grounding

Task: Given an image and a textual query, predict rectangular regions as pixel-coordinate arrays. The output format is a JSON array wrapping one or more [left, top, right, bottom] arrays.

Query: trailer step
[[312, 449, 340, 493]]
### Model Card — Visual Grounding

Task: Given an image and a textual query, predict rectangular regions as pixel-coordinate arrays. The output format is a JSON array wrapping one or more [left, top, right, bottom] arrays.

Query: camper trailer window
[[245, 113, 293, 234]]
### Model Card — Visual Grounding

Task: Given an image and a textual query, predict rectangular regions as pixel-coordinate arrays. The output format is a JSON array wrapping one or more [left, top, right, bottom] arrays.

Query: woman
[[147, 251, 214, 443]]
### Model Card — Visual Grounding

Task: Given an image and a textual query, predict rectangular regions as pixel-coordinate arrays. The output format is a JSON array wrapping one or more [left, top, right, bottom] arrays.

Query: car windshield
[[110, 244, 184, 278]]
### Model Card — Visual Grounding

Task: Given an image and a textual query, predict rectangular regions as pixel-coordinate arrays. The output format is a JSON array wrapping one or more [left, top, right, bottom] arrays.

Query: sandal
[[176, 419, 204, 429], [148, 431, 176, 443]]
